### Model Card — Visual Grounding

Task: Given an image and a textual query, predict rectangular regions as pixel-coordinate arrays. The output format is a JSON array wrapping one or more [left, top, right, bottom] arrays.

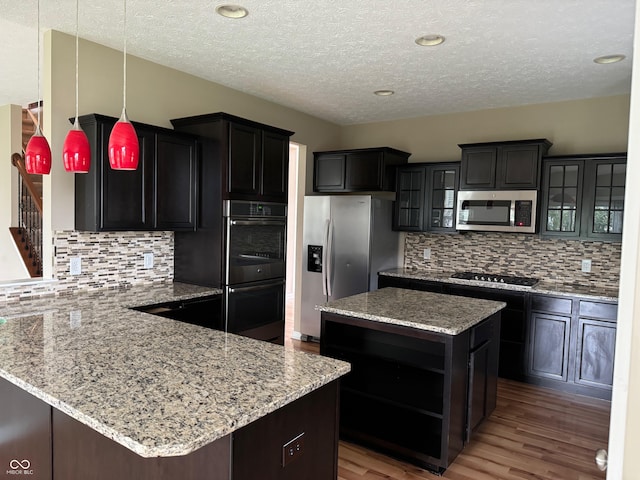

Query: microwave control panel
[[514, 200, 532, 227]]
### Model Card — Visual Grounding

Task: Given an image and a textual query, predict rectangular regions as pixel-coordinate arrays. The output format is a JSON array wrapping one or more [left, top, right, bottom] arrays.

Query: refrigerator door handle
[[321, 219, 330, 296], [326, 218, 334, 297]]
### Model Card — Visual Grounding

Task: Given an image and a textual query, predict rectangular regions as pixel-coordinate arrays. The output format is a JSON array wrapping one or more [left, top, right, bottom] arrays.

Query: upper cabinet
[[393, 165, 426, 231], [540, 153, 626, 241], [171, 112, 293, 203], [313, 147, 410, 193], [459, 139, 552, 190], [75, 114, 197, 232], [393, 162, 459, 233]]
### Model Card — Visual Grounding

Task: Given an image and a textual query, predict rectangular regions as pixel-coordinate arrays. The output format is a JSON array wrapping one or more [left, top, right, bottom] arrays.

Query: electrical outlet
[[70, 257, 82, 275], [282, 432, 305, 467], [144, 252, 154, 269], [581, 259, 592, 273], [423, 248, 431, 260], [69, 310, 82, 329]]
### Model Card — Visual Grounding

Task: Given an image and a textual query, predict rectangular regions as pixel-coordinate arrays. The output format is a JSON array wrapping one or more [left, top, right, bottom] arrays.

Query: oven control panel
[[307, 245, 323, 273]]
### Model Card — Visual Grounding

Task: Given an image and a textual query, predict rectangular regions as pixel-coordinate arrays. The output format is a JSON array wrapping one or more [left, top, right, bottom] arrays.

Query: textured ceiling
[[0, 0, 635, 125]]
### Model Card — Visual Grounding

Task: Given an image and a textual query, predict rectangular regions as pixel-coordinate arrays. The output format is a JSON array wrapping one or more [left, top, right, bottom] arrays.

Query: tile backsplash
[[405, 232, 621, 289], [52, 231, 174, 294], [0, 231, 174, 303]]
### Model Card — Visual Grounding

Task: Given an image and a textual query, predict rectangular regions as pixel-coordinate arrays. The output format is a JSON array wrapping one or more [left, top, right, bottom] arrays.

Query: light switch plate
[[423, 248, 431, 260], [144, 252, 154, 269], [70, 257, 81, 275], [581, 259, 592, 273]]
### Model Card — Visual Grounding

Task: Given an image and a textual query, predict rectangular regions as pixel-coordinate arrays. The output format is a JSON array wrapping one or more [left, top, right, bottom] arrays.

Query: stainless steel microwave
[[456, 190, 537, 233]]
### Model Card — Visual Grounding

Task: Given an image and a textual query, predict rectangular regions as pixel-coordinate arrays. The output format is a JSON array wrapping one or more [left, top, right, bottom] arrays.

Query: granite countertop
[[379, 268, 619, 302], [0, 282, 350, 458], [318, 287, 506, 335]]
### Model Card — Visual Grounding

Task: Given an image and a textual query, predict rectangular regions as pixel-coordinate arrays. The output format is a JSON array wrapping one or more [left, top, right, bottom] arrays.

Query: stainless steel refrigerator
[[299, 195, 402, 339]]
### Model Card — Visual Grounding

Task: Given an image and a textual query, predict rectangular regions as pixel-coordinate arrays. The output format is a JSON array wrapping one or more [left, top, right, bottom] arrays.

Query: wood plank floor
[[285, 303, 611, 480]]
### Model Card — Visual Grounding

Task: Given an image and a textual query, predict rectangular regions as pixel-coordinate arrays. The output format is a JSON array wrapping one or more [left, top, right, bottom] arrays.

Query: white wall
[[0, 104, 29, 281], [607, 1, 640, 476]]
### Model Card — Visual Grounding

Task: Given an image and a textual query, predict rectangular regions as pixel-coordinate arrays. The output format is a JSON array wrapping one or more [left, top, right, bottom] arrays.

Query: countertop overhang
[[318, 287, 506, 335], [0, 282, 350, 458]]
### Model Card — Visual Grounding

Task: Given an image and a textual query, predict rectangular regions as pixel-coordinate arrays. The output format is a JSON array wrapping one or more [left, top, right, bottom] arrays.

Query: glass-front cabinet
[[587, 160, 626, 239], [393, 162, 459, 233], [427, 163, 459, 232], [540, 153, 626, 241], [541, 161, 584, 238]]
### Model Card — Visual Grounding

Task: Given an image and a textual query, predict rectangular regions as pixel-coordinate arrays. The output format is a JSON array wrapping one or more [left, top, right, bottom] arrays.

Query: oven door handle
[[229, 281, 285, 294], [229, 219, 286, 227]]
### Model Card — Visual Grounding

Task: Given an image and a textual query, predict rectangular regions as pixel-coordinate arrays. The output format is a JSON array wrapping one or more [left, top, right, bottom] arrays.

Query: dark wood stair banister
[[10, 152, 43, 278], [12, 152, 43, 215]]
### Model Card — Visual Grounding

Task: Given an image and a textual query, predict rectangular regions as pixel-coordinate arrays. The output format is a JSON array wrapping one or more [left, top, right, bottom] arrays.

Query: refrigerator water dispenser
[[307, 245, 323, 273]]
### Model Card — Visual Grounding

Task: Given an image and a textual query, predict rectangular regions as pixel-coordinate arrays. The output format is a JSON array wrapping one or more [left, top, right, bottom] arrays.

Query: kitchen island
[[0, 283, 350, 480], [318, 287, 505, 473]]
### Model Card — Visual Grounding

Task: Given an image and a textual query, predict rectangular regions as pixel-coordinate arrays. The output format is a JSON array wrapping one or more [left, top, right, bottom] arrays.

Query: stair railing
[[11, 152, 43, 277]]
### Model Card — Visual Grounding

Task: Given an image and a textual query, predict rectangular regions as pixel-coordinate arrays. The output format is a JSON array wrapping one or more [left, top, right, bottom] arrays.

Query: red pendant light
[[25, 0, 51, 175], [63, 0, 91, 173], [25, 126, 52, 175], [108, 0, 138, 170], [63, 119, 91, 173]]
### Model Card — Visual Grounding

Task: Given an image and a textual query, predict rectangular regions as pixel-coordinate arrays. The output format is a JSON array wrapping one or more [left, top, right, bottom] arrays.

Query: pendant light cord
[[123, 0, 127, 111], [36, 0, 41, 130], [74, 0, 79, 120]]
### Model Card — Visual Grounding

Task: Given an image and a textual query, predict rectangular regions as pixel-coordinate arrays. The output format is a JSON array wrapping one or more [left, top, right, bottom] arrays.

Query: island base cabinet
[[48, 381, 340, 480], [52, 412, 232, 480], [319, 312, 499, 473], [0, 378, 52, 480], [232, 381, 339, 480]]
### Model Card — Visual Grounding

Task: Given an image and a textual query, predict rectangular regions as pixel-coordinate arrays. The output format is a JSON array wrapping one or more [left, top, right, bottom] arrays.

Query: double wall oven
[[223, 201, 287, 344]]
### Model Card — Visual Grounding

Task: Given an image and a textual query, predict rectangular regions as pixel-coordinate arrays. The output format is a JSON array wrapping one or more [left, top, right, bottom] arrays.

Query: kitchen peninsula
[[318, 287, 505, 473], [0, 283, 350, 480]]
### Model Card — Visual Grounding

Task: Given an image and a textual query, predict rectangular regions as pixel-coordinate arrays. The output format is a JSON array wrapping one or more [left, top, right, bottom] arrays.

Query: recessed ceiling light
[[415, 35, 445, 47], [374, 90, 395, 96], [216, 4, 249, 19], [593, 54, 626, 64]]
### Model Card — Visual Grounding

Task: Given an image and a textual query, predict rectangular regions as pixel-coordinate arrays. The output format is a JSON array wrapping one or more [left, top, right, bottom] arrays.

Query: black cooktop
[[451, 271, 539, 287]]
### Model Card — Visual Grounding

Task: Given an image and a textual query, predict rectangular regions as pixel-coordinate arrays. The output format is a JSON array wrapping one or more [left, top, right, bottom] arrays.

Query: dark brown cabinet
[[528, 312, 571, 381], [313, 147, 410, 193], [171, 112, 293, 203], [0, 377, 52, 480], [528, 295, 573, 382], [320, 310, 499, 473], [446, 284, 528, 381], [540, 153, 626, 241], [575, 300, 617, 390], [75, 114, 197, 232], [459, 139, 552, 190], [393, 162, 459, 232], [393, 165, 426, 231], [466, 316, 500, 442], [378, 274, 617, 400]]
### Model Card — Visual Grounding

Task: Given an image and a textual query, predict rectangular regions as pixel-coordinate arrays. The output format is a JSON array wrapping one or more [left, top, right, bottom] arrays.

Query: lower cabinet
[[320, 311, 499, 473], [528, 312, 571, 381], [529, 295, 616, 398], [377, 274, 617, 400], [1, 376, 339, 480], [0, 378, 52, 480], [575, 300, 617, 390]]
